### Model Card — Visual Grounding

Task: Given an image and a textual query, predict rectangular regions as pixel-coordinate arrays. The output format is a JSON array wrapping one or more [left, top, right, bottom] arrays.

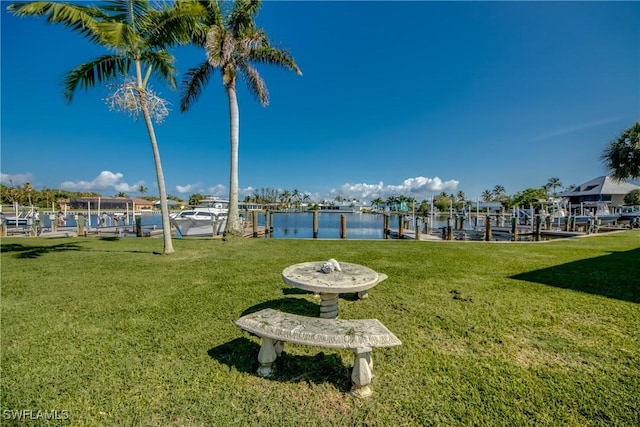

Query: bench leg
[[351, 347, 373, 398], [257, 337, 278, 377], [357, 290, 369, 299]]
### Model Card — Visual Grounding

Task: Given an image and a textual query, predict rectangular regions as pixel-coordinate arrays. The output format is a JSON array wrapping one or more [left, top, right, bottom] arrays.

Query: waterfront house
[[558, 176, 639, 207]]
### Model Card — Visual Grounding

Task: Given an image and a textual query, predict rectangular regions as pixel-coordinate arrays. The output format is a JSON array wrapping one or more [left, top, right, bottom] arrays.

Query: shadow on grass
[[241, 297, 320, 317], [208, 338, 351, 392], [0, 242, 83, 259], [511, 248, 640, 303]]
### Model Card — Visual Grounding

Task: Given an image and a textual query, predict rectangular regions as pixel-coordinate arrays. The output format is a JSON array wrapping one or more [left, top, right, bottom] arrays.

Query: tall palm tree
[[180, 0, 301, 237], [7, 0, 194, 254]]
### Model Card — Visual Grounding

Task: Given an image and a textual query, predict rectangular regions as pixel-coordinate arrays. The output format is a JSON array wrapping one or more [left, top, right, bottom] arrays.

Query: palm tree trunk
[[135, 60, 174, 254], [225, 84, 244, 237]]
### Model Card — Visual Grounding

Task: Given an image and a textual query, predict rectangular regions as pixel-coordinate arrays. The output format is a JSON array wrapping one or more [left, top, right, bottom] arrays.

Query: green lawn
[[1, 232, 639, 426]]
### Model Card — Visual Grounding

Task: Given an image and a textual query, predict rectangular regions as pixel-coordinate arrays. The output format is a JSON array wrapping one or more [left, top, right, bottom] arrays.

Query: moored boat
[[170, 197, 229, 237]]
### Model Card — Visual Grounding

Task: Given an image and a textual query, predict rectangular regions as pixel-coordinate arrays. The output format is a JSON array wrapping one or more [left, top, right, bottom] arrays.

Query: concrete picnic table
[[281, 261, 388, 319]]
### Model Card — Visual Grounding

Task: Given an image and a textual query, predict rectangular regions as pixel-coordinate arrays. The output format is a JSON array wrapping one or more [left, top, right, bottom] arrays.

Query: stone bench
[[235, 308, 402, 398]]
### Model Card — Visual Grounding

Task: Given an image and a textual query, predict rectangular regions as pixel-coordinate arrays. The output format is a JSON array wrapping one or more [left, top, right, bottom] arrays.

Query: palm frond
[[63, 55, 131, 102], [101, 0, 149, 26], [180, 61, 214, 112], [227, 0, 261, 36], [247, 46, 302, 75], [238, 61, 268, 106], [205, 25, 226, 67], [144, 1, 208, 48], [139, 50, 177, 89], [93, 20, 129, 50], [8, 2, 107, 45]]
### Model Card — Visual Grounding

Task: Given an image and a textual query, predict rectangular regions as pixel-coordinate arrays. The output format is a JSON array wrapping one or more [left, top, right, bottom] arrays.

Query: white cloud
[[528, 116, 629, 142], [206, 184, 226, 197], [0, 172, 34, 186], [60, 171, 143, 192], [175, 183, 201, 194], [330, 176, 459, 202], [175, 183, 227, 196]]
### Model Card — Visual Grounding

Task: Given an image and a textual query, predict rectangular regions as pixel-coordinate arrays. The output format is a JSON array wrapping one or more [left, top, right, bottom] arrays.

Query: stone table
[[281, 261, 387, 319]]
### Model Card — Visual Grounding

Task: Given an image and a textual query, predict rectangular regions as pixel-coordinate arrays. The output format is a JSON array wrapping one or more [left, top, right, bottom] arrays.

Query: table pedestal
[[319, 293, 339, 319]]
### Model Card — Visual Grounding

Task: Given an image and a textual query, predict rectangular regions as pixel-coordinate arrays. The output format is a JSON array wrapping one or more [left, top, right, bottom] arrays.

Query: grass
[[1, 232, 639, 426]]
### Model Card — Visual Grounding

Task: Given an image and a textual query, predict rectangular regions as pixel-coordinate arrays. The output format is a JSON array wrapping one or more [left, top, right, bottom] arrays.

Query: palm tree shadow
[[207, 338, 351, 392], [511, 248, 640, 303], [0, 243, 83, 259]]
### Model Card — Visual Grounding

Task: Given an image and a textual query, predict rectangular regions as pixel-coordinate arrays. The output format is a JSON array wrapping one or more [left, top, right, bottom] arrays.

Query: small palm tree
[[546, 177, 562, 196], [7, 0, 195, 254], [180, 0, 301, 237], [138, 185, 148, 197], [492, 185, 506, 200], [23, 182, 34, 206]]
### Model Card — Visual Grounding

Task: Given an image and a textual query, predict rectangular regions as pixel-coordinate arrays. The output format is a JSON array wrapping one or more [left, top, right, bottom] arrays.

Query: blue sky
[[1, 1, 639, 203]]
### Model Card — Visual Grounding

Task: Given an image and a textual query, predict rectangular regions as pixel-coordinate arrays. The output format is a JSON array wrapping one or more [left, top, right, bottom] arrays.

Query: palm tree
[[371, 197, 384, 209], [492, 185, 506, 200], [279, 190, 291, 210], [602, 122, 640, 180], [545, 177, 562, 197], [180, 0, 301, 237], [23, 182, 34, 206], [7, 0, 193, 254], [481, 190, 493, 202]]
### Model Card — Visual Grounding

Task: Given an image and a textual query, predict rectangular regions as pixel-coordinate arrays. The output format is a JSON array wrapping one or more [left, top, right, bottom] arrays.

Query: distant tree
[[602, 121, 640, 180], [371, 197, 384, 209], [511, 188, 547, 209], [115, 192, 128, 198], [138, 185, 148, 196], [624, 189, 640, 205], [433, 193, 453, 212], [279, 190, 292, 209], [481, 190, 493, 202], [189, 193, 204, 206], [492, 185, 506, 200], [23, 182, 34, 206], [546, 177, 563, 196], [417, 200, 431, 215]]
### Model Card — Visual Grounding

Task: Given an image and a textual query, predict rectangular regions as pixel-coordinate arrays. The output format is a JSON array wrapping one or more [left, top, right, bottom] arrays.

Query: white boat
[[2, 213, 29, 227], [170, 197, 229, 237], [1, 206, 36, 228], [551, 201, 621, 226]]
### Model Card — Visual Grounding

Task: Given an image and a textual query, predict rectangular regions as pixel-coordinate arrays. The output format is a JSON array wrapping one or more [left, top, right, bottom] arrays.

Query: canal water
[[267, 212, 458, 239], [33, 211, 457, 239]]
